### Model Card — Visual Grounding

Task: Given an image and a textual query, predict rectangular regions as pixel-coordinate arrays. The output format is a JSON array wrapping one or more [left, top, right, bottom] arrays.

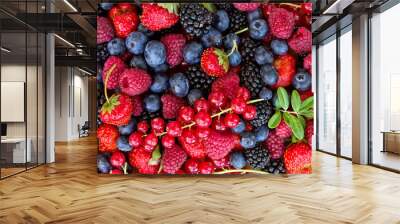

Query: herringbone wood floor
[[0, 136, 400, 224]]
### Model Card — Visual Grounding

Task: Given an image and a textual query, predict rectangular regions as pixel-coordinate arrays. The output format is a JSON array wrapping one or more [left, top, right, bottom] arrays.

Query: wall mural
[[97, 2, 314, 175]]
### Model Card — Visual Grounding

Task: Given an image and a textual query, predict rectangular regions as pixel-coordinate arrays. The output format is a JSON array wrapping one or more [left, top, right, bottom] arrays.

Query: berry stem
[[234, 27, 249, 35], [121, 162, 128, 175], [280, 3, 301, 8], [214, 169, 270, 175], [103, 64, 117, 103], [227, 40, 238, 57]]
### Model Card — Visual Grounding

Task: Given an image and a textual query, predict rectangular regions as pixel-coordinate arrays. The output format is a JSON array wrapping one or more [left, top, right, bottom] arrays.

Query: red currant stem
[[103, 64, 117, 103], [214, 169, 270, 175], [234, 27, 249, 35], [147, 98, 265, 138], [121, 162, 128, 175], [227, 40, 238, 57], [280, 3, 301, 8]]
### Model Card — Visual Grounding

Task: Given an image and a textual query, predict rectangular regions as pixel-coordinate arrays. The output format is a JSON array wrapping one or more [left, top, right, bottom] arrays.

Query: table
[[381, 131, 400, 154], [1, 138, 31, 163]]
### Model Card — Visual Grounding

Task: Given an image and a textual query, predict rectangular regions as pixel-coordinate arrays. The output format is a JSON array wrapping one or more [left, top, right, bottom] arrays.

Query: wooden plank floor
[[1, 136, 400, 224]]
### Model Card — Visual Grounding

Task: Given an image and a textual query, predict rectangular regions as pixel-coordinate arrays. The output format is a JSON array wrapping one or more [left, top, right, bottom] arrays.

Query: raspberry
[[97, 16, 114, 44], [129, 147, 159, 174], [131, 95, 143, 117], [305, 120, 314, 146], [202, 130, 238, 160], [162, 144, 187, 174], [233, 3, 260, 12], [268, 7, 295, 39], [275, 121, 292, 139], [179, 137, 206, 159], [161, 33, 186, 67], [211, 71, 240, 100], [265, 131, 285, 159], [119, 68, 152, 96], [288, 27, 312, 55], [303, 53, 312, 73], [161, 93, 186, 119], [103, 56, 126, 90]]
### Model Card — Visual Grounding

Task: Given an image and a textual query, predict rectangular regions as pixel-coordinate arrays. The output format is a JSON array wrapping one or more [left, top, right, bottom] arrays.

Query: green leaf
[[277, 87, 289, 110], [101, 94, 120, 114], [283, 113, 304, 140], [291, 90, 301, 113], [300, 96, 314, 112], [291, 134, 299, 143], [214, 48, 229, 73], [268, 111, 282, 129], [298, 115, 306, 129], [300, 110, 314, 119], [148, 146, 161, 166], [201, 3, 216, 12]]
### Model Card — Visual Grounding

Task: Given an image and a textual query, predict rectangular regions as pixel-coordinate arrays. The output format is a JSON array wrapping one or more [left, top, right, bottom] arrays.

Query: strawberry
[[119, 68, 152, 96], [273, 54, 296, 88], [201, 48, 229, 77], [268, 7, 295, 39], [109, 3, 139, 38], [303, 53, 312, 73], [284, 142, 312, 174], [141, 3, 179, 31], [275, 120, 292, 139], [265, 131, 285, 159], [305, 120, 314, 146], [211, 71, 240, 100], [103, 56, 126, 90], [100, 93, 133, 126], [129, 147, 159, 174], [178, 137, 206, 159], [233, 3, 261, 12], [131, 95, 143, 116], [161, 33, 186, 67], [97, 124, 119, 153], [162, 144, 187, 174], [97, 16, 114, 44], [202, 130, 238, 160], [288, 27, 312, 55], [161, 93, 186, 119]]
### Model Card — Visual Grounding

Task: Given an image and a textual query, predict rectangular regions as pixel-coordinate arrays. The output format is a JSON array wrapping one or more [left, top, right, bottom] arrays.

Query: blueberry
[[259, 87, 273, 100], [183, 42, 203, 64], [247, 8, 262, 22], [144, 40, 166, 68], [240, 132, 257, 149], [230, 152, 246, 169], [119, 119, 137, 135], [260, 64, 278, 86], [292, 71, 312, 91], [129, 55, 148, 70], [97, 154, 111, 173], [125, 32, 148, 55], [187, 89, 203, 105], [151, 63, 169, 73], [228, 50, 241, 66], [138, 24, 154, 37], [144, 94, 161, 112], [271, 39, 288, 56], [223, 33, 240, 50], [107, 38, 126, 56], [254, 46, 273, 65], [169, 73, 189, 97], [214, 10, 230, 32], [117, 136, 132, 152], [232, 119, 246, 134], [255, 125, 269, 142], [150, 73, 169, 93], [201, 28, 222, 48], [249, 19, 268, 40], [99, 3, 113, 10]]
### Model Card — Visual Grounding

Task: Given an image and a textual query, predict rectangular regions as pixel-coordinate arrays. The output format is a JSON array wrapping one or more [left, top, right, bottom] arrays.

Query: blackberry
[[217, 3, 247, 33], [244, 144, 269, 169], [179, 4, 214, 37], [186, 65, 215, 94], [239, 62, 264, 98], [249, 101, 273, 128], [97, 43, 109, 64], [264, 159, 286, 174], [240, 37, 260, 63], [140, 110, 161, 122]]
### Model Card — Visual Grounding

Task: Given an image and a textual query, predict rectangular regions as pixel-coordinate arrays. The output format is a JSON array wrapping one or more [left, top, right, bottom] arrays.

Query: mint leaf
[[277, 87, 289, 111], [300, 96, 314, 112], [298, 115, 306, 129], [268, 111, 282, 129], [291, 90, 301, 113], [283, 113, 304, 140], [300, 110, 314, 119]]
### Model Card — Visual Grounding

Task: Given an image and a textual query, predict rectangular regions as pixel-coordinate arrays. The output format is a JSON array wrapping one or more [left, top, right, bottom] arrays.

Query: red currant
[[110, 169, 123, 174], [194, 98, 209, 112], [144, 144, 155, 152], [178, 106, 195, 123], [184, 158, 200, 174], [166, 121, 182, 137], [151, 117, 165, 132], [161, 134, 175, 148], [243, 105, 257, 120], [212, 118, 227, 131], [110, 151, 125, 168], [194, 111, 212, 128], [195, 127, 210, 139], [223, 113, 240, 128], [208, 91, 226, 108], [128, 131, 143, 148], [236, 87, 250, 101], [301, 3, 312, 15], [144, 132, 158, 148], [230, 98, 246, 114], [198, 161, 215, 174], [137, 121, 149, 133], [182, 129, 197, 144]]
